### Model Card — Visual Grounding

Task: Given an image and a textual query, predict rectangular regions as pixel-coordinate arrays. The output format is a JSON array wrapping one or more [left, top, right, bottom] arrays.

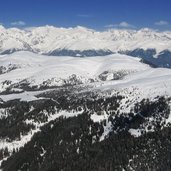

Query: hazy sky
[[0, 0, 171, 30]]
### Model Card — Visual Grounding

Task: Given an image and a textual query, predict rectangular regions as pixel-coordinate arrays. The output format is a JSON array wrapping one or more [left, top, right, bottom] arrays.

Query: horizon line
[[0, 24, 171, 32]]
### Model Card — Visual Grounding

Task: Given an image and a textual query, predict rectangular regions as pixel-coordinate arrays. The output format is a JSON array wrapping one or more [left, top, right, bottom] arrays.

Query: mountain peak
[[0, 25, 5, 30], [74, 25, 94, 32]]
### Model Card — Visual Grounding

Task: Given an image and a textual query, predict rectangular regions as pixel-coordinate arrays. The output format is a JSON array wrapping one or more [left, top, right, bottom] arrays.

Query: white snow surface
[[0, 51, 171, 100], [0, 25, 171, 54], [0, 51, 170, 102], [0, 51, 150, 92]]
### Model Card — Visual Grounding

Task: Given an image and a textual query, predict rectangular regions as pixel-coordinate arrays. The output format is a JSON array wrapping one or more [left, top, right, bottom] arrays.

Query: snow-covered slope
[[0, 51, 170, 115], [0, 51, 151, 93], [0, 52, 171, 169], [0, 51, 171, 97]]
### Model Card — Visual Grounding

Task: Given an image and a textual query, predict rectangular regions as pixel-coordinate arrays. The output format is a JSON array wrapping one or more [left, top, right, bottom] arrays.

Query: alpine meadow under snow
[[0, 26, 171, 171]]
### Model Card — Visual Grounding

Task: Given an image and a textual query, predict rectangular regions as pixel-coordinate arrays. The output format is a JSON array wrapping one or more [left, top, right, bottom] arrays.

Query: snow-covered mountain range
[[0, 28, 171, 170], [1, 25, 171, 67]]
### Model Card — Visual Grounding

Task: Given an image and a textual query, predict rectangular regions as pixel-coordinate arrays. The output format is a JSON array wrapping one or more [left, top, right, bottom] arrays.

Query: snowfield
[[0, 51, 171, 100], [0, 51, 150, 92]]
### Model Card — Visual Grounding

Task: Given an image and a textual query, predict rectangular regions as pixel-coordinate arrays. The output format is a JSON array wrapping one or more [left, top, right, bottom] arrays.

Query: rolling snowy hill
[[0, 51, 170, 97], [0, 51, 151, 93]]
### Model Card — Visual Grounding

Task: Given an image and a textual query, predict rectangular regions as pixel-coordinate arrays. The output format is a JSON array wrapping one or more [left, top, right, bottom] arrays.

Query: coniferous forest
[[0, 87, 170, 171]]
